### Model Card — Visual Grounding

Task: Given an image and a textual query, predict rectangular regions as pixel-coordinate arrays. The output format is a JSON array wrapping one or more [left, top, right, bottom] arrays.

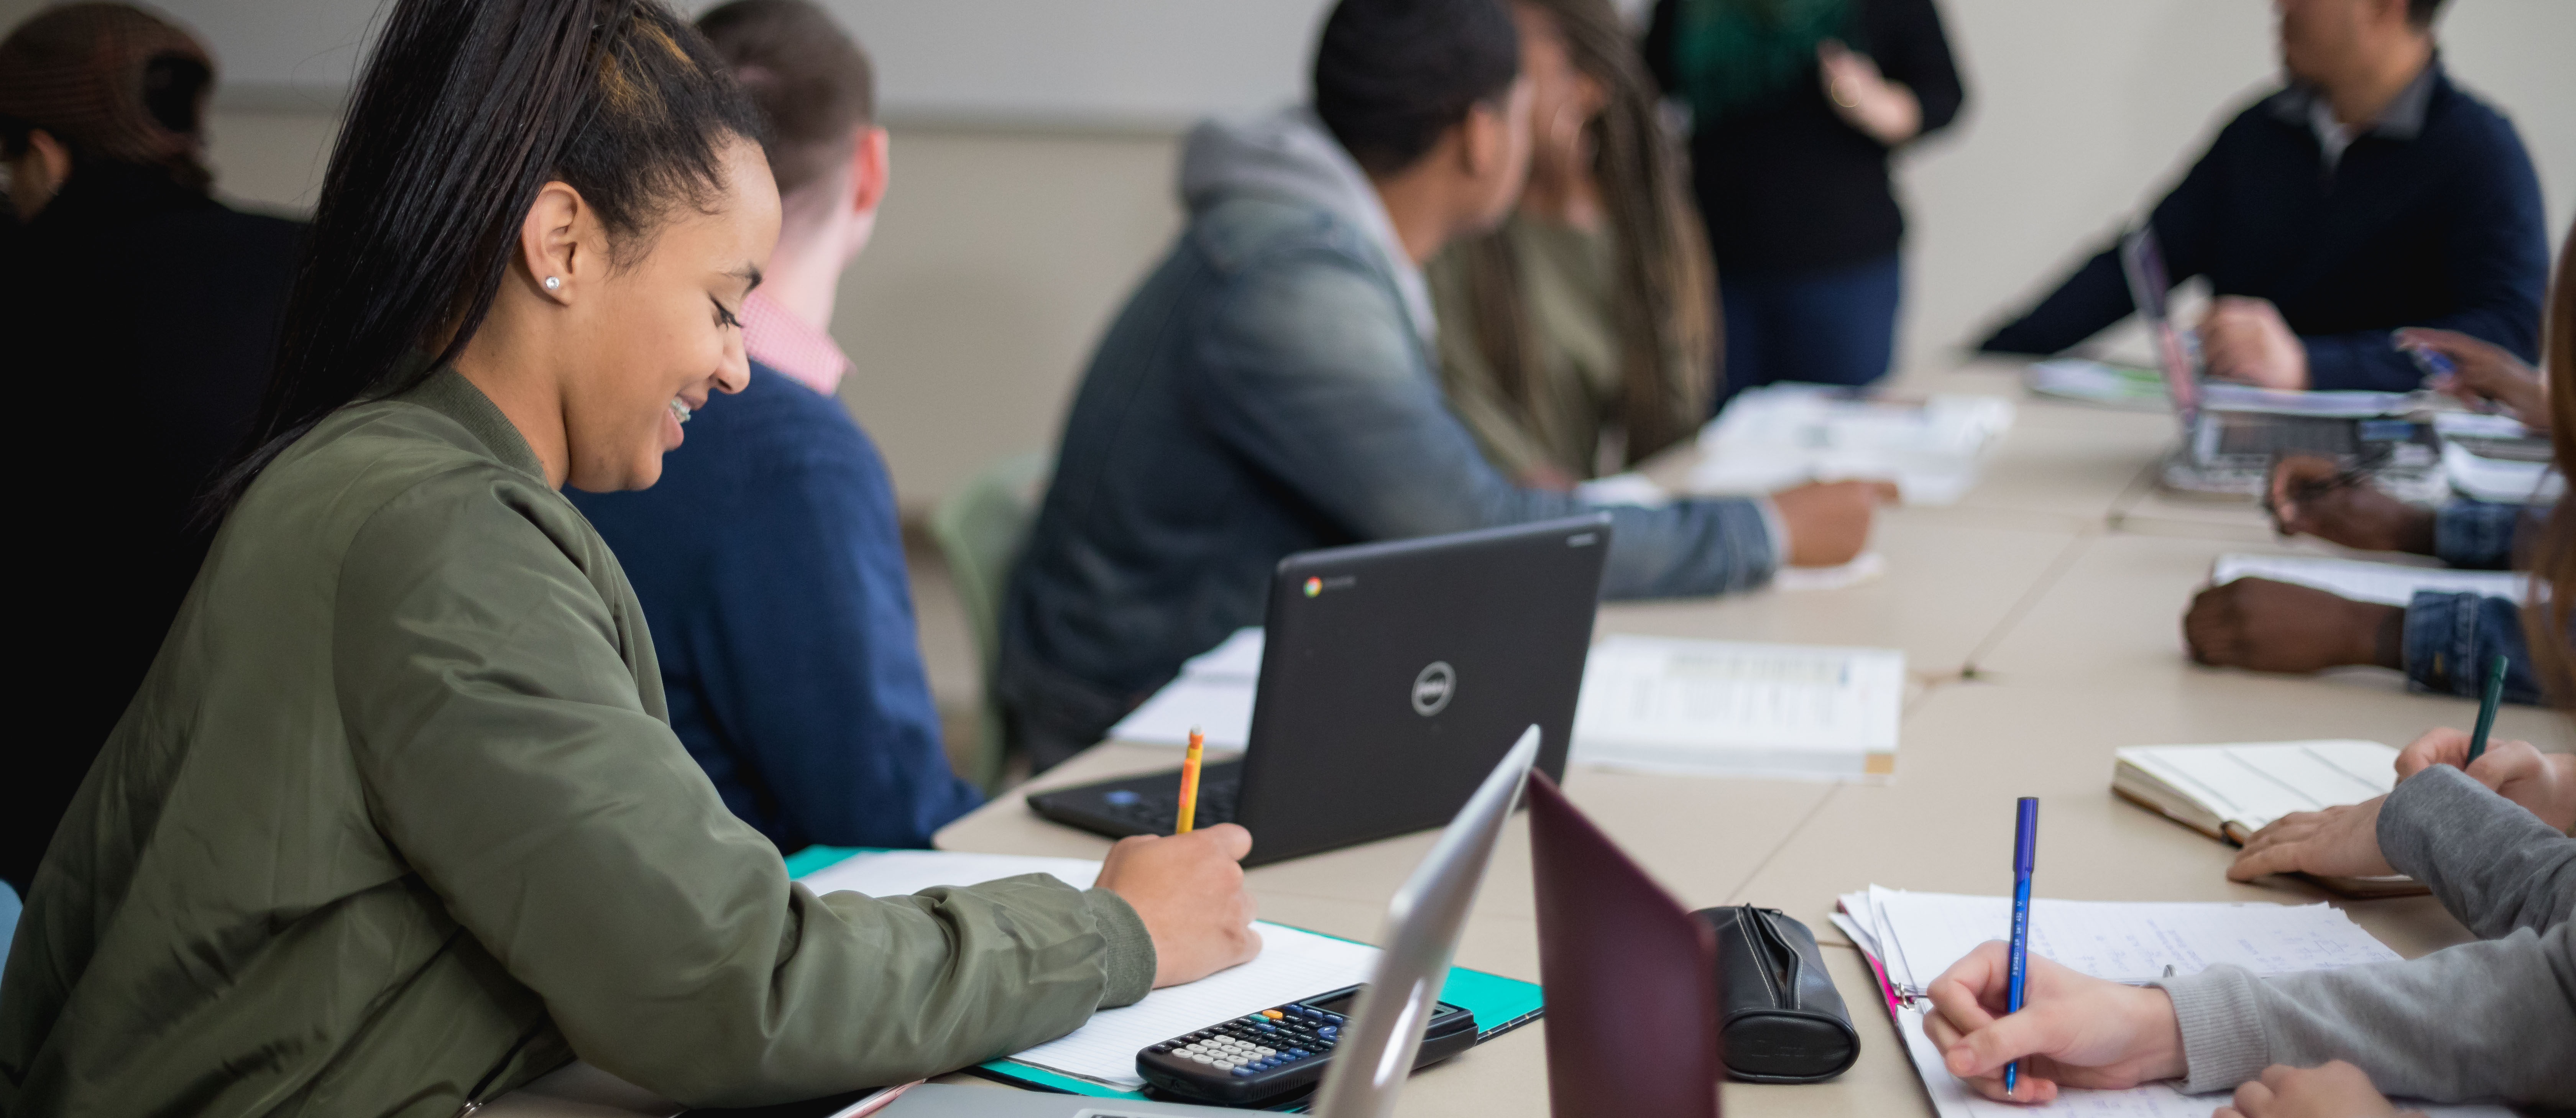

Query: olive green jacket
[[0, 370, 1152, 1118]]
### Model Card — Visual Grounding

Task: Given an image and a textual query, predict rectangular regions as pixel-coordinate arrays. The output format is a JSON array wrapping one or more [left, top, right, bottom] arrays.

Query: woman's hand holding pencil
[[1092, 724, 1262, 988]]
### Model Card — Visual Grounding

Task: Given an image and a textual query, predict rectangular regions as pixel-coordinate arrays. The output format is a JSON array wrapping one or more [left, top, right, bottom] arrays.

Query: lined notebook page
[[1867, 886, 2400, 990], [1006, 923, 1380, 1087], [791, 853, 1382, 1089], [796, 850, 1102, 898], [2119, 740, 2398, 833]]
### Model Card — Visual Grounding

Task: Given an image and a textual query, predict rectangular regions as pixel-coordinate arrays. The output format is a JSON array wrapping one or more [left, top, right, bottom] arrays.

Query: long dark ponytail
[[203, 0, 760, 515]]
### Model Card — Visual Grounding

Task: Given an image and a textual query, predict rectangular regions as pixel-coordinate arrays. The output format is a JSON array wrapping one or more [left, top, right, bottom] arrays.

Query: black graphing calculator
[[1135, 984, 1477, 1107]]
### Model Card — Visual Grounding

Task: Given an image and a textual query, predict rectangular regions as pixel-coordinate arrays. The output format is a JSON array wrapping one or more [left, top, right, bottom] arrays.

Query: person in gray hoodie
[[998, 0, 1893, 769]]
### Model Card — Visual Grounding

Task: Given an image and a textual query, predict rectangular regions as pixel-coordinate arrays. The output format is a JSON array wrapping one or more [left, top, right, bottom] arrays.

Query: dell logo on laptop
[[1411, 661, 1456, 716]]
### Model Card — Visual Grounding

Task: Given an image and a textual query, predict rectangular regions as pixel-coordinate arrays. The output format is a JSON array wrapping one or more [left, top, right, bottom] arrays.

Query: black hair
[[2407, 0, 2448, 29], [204, 0, 763, 515], [1312, 0, 1522, 177], [698, 0, 873, 201]]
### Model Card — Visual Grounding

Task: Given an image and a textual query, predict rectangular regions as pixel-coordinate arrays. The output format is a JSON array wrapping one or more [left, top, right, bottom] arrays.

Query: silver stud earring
[[544, 276, 562, 291]]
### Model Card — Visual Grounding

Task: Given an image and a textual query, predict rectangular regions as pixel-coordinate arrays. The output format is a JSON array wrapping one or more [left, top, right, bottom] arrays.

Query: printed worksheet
[[1569, 634, 1903, 780]]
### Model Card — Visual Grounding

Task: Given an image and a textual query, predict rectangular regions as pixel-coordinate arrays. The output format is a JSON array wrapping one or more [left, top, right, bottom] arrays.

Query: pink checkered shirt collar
[[738, 289, 850, 396]]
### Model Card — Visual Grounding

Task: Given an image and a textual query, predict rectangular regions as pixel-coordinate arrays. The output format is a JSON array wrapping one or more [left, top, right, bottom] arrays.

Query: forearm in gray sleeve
[[2379, 763, 2576, 937], [2155, 923, 2576, 1104]]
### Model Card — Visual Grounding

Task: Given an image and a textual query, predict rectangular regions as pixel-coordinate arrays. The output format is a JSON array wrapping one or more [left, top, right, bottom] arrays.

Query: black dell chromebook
[[1027, 515, 1611, 866]]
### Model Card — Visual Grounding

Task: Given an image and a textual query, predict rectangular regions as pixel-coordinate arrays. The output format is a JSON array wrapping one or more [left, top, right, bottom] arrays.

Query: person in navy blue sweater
[[1979, 0, 2546, 392], [571, 0, 979, 851]]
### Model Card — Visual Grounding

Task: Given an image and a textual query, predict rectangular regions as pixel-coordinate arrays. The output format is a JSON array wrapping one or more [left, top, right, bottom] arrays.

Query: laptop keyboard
[[1092, 772, 1243, 834], [2215, 418, 2356, 457]]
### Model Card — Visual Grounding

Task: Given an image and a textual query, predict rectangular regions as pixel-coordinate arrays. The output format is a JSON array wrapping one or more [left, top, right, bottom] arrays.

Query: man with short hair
[[999, 0, 1892, 770], [1980, 0, 2546, 392], [570, 0, 982, 851]]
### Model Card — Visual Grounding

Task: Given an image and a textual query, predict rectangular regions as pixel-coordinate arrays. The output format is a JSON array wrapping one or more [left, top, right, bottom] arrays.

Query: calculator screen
[[1301, 990, 1360, 1015]]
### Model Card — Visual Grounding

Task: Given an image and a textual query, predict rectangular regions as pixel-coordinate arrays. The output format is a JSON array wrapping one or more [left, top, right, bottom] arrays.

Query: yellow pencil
[[1176, 726, 1205, 834]]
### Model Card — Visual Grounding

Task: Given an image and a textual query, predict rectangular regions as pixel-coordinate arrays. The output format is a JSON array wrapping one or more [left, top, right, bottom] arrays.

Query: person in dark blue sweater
[[1979, 0, 2546, 392], [570, 0, 979, 851]]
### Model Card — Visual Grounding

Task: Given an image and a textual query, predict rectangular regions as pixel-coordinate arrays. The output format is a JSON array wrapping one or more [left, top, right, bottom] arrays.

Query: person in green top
[[1427, 0, 1718, 492], [1426, 0, 1893, 561], [0, 2, 1260, 1115]]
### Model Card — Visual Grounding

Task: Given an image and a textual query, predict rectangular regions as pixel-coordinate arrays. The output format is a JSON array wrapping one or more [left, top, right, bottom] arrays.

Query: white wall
[[106, 1, 2576, 510]]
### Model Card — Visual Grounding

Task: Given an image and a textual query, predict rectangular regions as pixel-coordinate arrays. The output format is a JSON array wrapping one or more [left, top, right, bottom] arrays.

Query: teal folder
[[787, 846, 1546, 1106]]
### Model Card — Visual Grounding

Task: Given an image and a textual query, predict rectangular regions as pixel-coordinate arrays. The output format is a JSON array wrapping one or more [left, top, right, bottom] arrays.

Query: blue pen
[[2004, 796, 2040, 1097]]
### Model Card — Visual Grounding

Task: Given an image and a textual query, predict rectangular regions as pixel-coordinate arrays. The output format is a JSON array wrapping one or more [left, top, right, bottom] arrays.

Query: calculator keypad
[[1147, 1004, 1347, 1080]]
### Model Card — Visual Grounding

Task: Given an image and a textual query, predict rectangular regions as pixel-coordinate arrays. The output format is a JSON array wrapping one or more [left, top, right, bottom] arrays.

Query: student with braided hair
[[1426, 0, 1720, 490], [0, 0, 1257, 1112]]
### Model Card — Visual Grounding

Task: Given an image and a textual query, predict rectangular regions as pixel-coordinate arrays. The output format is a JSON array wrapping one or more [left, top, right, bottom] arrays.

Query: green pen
[[2466, 654, 2509, 764]]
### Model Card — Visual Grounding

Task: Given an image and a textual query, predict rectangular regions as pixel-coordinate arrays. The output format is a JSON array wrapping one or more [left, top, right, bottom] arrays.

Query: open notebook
[[2113, 740, 2425, 898], [1830, 886, 2509, 1118], [789, 847, 1543, 1100]]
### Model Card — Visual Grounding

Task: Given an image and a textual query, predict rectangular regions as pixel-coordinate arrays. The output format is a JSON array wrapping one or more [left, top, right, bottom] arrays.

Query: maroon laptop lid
[[1527, 772, 1722, 1118]]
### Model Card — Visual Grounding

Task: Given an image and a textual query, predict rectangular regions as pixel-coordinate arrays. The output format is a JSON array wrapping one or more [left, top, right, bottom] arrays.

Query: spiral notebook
[[1830, 886, 2509, 1118]]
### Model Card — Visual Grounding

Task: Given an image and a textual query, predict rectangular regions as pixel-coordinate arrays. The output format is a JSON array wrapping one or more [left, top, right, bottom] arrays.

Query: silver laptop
[[2122, 227, 2443, 499], [874, 726, 1544, 1118]]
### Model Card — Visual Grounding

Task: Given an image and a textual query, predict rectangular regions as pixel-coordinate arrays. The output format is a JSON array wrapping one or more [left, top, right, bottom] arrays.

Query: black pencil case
[[1691, 904, 1862, 1084]]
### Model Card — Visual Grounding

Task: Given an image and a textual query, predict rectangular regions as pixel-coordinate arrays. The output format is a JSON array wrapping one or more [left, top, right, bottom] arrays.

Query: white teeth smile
[[669, 399, 693, 425]]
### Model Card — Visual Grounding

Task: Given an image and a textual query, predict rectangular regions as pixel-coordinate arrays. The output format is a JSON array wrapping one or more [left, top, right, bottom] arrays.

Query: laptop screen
[[2118, 227, 2199, 425]]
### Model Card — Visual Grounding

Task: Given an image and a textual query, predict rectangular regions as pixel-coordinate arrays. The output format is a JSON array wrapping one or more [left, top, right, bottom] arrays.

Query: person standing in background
[[1978, 0, 2545, 392], [1645, 0, 1964, 411], [570, 0, 984, 854], [1427, 0, 1718, 490], [0, 3, 306, 896]]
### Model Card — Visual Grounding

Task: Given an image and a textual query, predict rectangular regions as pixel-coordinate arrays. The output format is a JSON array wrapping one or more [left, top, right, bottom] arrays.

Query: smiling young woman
[[0, 0, 1257, 1114]]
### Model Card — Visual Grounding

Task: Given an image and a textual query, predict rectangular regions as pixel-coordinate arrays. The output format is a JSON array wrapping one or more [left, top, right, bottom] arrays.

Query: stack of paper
[[1569, 635, 1903, 781], [2442, 441, 2564, 505], [2112, 740, 2423, 898], [2024, 359, 2170, 409], [2024, 358, 2423, 420], [2211, 553, 2526, 607], [1688, 386, 2014, 506], [2200, 383, 2417, 417], [794, 849, 1382, 1090], [1830, 886, 2509, 1118], [1105, 627, 1263, 749]]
